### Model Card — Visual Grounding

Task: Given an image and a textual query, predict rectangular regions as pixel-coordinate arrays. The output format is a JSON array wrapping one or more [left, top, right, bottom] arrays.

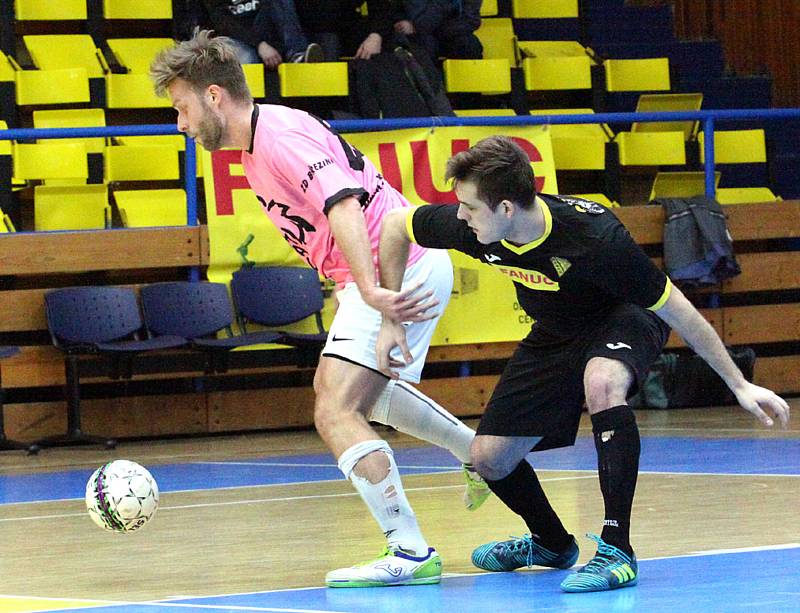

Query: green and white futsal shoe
[[325, 547, 442, 588], [560, 534, 638, 592], [463, 464, 492, 511]]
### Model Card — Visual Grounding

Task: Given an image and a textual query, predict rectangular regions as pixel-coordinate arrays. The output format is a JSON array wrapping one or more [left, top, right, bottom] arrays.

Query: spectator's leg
[[225, 38, 261, 64], [261, 0, 313, 60], [313, 31, 341, 61]]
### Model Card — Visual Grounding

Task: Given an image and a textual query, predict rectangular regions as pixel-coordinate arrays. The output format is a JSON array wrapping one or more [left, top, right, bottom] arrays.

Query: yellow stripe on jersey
[[405, 207, 419, 244], [648, 276, 673, 311]]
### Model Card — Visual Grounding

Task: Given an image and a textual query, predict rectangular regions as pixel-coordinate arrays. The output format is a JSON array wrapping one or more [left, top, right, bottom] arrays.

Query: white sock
[[338, 439, 428, 555], [369, 380, 475, 464]]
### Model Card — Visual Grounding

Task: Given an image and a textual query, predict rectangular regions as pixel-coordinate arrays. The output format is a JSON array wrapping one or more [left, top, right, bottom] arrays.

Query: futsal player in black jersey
[[375, 135, 790, 593]]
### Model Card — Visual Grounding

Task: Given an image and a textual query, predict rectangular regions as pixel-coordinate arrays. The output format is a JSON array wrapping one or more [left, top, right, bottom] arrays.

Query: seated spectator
[[295, 0, 397, 61], [394, 0, 482, 61], [175, 0, 323, 69]]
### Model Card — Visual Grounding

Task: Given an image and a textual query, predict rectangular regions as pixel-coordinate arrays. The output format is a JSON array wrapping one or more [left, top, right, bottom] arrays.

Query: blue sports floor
[[1, 426, 799, 613]]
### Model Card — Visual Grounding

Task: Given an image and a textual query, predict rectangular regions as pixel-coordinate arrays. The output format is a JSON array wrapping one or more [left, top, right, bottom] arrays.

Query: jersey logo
[[496, 266, 559, 291], [562, 196, 606, 215], [550, 256, 572, 277], [484, 253, 502, 263], [606, 342, 632, 350]]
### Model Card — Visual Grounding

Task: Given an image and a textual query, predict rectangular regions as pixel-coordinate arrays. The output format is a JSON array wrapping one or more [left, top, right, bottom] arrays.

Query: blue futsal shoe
[[560, 534, 638, 592], [471, 533, 579, 572]]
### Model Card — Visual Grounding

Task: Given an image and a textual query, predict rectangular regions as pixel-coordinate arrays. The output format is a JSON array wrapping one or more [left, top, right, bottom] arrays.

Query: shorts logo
[[331, 334, 353, 342], [606, 342, 632, 350]]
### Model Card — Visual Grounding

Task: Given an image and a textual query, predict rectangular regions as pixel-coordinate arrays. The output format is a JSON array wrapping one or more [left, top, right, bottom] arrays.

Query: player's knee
[[584, 360, 631, 412], [471, 439, 514, 481]]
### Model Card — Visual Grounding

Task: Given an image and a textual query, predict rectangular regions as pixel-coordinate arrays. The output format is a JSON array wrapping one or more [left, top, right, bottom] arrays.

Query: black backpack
[[351, 43, 455, 119]]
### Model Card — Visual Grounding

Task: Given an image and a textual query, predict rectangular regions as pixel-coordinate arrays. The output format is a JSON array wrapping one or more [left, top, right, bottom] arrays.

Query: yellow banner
[[202, 124, 557, 343]]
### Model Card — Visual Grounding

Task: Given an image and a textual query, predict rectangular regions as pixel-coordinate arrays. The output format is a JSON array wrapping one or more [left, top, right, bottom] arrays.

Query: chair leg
[[0, 373, 34, 453], [31, 355, 116, 451]]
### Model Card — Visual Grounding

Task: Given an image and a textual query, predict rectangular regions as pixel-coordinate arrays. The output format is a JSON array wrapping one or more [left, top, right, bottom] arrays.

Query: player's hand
[[394, 20, 416, 35], [257, 41, 282, 69], [355, 33, 382, 59], [376, 319, 412, 379], [362, 284, 440, 322], [734, 382, 791, 428]]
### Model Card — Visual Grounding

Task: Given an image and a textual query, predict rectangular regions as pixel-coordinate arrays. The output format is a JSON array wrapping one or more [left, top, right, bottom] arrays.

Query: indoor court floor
[[1, 402, 798, 613]]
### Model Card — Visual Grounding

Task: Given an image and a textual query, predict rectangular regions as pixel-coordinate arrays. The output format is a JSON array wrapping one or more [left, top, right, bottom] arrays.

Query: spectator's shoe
[[325, 547, 442, 588], [472, 533, 579, 572], [560, 534, 638, 593], [462, 463, 491, 511], [291, 42, 324, 63]]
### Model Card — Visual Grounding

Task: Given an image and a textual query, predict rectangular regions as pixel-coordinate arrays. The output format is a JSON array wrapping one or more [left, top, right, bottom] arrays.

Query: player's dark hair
[[150, 29, 252, 103], [445, 136, 536, 211]]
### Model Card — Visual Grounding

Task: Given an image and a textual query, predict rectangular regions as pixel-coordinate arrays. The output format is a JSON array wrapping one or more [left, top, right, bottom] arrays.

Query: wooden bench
[[0, 201, 798, 444]]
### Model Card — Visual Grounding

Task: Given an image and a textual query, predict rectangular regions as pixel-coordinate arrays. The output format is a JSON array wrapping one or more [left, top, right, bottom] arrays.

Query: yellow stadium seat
[[106, 73, 171, 108], [0, 207, 15, 232], [107, 38, 174, 74], [14, 143, 88, 183], [0, 120, 11, 156], [105, 145, 180, 181], [513, 0, 579, 19], [15, 0, 86, 20], [34, 184, 109, 231], [278, 62, 348, 97], [616, 131, 685, 166], [23, 35, 105, 78], [649, 171, 720, 201], [604, 58, 670, 92], [475, 18, 518, 63], [33, 109, 106, 154], [8, 50, 90, 105], [117, 135, 184, 149], [103, 0, 172, 19], [698, 129, 767, 164], [480, 0, 498, 16], [522, 55, 592, 90], [242, 63, 266, 99], [633, 93, 703, 141], [115, 189, 187, 227], [570, 193, 619, 208], [518, 40, 587, 58], [454, 108, 516, 116], [529, 108, 612, 140], [529, 109, 610, 171], [715, 187, 780, 205], [443, 59, 511, 93]]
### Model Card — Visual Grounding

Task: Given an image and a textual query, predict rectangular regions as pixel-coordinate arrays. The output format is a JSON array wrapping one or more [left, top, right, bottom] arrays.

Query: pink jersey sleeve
[[266, 130, 368, 214]]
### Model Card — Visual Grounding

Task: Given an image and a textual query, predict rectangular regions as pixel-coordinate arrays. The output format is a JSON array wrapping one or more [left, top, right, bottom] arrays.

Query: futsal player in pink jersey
[[152, 30, 489, 587]]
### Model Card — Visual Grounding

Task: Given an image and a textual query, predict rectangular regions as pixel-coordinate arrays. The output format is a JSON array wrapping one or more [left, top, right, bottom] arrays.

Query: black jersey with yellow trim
[[408, 194, 671, 342]]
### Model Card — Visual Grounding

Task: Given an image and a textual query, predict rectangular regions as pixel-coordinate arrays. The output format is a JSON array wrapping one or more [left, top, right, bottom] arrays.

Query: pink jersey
[[241, 104, 425, 287]]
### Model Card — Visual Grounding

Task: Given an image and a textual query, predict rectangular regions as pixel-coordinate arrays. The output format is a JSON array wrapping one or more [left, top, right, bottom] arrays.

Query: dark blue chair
[[140, 281, 286, 373], [41, 286, 188, 450], [0, 346, 32, 453], [230, 267, 328, 360]]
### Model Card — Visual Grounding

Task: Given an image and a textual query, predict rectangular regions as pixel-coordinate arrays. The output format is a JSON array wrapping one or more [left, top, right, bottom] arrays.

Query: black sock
[[591, 404, 640, 556], [485, 460, 572, 553]]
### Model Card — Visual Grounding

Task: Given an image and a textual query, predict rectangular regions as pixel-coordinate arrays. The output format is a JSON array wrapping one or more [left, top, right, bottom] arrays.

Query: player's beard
[[196, 102, 225, 151]]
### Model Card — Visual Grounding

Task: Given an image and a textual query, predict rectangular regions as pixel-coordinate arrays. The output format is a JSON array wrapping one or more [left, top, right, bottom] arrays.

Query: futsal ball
[[85, 459, 159, 533]]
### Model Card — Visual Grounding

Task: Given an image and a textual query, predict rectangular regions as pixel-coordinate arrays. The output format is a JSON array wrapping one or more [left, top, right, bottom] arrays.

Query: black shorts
[[476, 304, 670, 452]]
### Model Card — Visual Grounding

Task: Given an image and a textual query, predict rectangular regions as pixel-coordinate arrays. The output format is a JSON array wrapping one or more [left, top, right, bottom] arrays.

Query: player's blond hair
[[150, 29, 252, 103]]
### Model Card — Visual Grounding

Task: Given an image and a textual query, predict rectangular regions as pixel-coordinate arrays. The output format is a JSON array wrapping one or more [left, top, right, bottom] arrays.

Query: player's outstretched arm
[[654, 284, 790, 428]]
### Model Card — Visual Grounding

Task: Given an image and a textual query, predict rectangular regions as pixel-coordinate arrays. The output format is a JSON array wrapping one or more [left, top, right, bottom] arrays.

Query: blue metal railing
[[2, 107, 799, 226]]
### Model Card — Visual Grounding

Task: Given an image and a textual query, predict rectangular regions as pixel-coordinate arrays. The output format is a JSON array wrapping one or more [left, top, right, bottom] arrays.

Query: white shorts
[[321, 248, 453, 383]]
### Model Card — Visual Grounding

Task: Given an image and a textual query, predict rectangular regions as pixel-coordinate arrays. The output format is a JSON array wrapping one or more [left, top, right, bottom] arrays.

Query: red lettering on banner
[[211, 150, 251, 216], [378, 142, 403, 193], [410, 140, 452, 202]]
